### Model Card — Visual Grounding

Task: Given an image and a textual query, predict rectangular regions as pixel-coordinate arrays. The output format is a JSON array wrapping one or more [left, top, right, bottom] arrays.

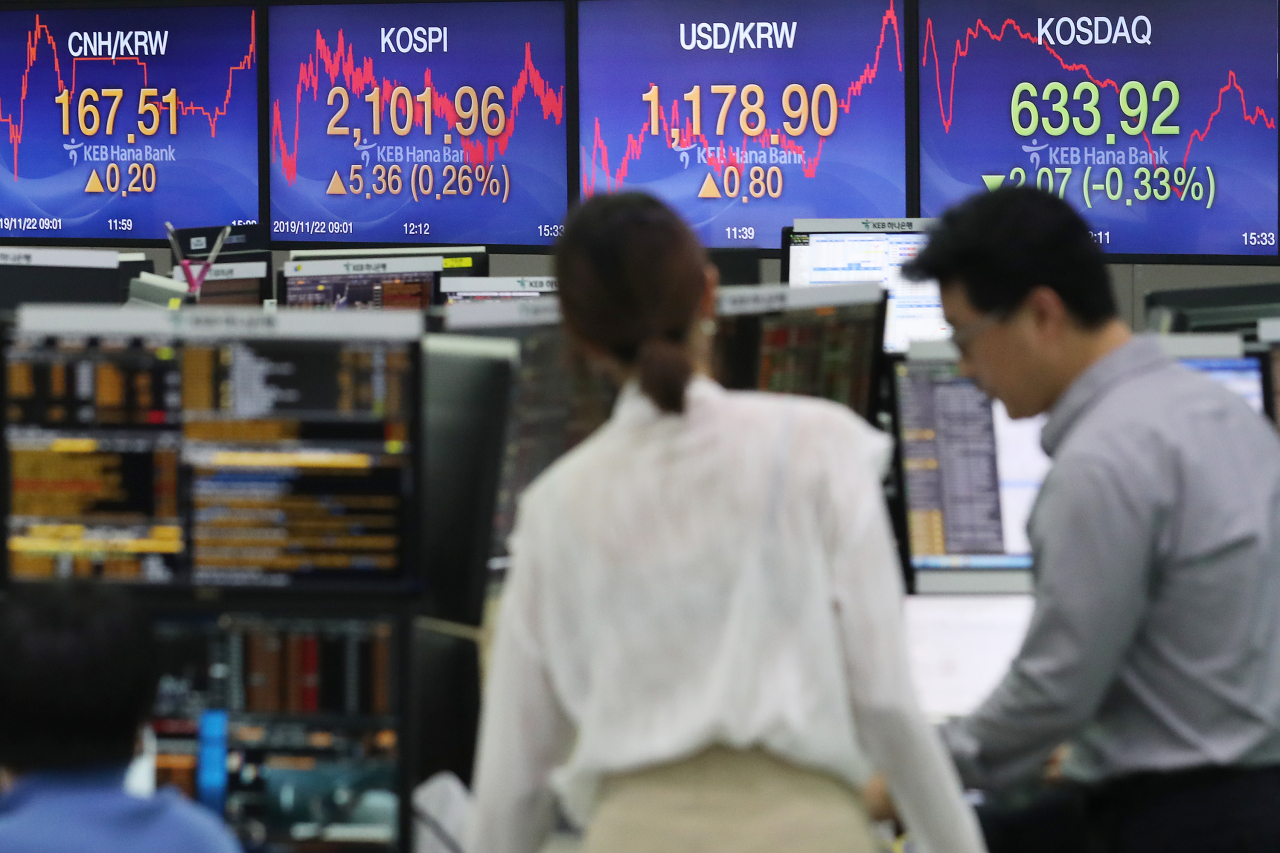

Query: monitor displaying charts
[[786, 221, 950, 353], [0, 5, 259, 240], [896, 359, 1051, 571], [282, 256, 443, 309], [713, 283, 885, 418], [578, 0, 907, 249], [5, 308, 422, 592], [152, 612, 401, 850], [439, 298, 615, 572]]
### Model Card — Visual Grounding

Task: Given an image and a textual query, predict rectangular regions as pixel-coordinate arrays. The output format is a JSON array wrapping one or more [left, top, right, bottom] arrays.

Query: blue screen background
[[579, 0, 907, 249], [0, 6, 259, 241], [269, 2, 568, 246], [919, 0, 1278, 255]]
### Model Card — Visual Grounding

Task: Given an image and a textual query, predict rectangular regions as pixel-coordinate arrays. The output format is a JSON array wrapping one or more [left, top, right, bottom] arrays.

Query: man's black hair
[[0, 583, 157, 772], [902, 186, 1116, 327]]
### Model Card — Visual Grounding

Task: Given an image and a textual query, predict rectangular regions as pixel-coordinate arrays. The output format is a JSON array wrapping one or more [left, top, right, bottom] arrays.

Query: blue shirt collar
[[1, 764, 129, 806]]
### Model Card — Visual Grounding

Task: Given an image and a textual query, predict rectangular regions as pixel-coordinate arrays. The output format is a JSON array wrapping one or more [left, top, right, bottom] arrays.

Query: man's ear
[[1026, 285, 1070, 336]]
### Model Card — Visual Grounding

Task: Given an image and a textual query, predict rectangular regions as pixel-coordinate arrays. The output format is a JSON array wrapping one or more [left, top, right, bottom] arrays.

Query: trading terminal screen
[[714, 298, 883, 419], [787, 231, 950, 354], [5, 316, 419, 589], [899, 355, 1267, 572], [153, 613, 399, 851], [482, 323, 614, 571], [1184, 357, 1265, 415], [896, 361, 1050, 570], [284, 258, 441, 310]]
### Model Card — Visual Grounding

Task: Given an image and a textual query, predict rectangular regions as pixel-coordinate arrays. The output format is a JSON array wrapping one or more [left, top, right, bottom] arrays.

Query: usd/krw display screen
[[0, 7, 259, 241], [919, 1, 1279, 255], [579, 0, 907, 249], [270, 2, 568, 245]]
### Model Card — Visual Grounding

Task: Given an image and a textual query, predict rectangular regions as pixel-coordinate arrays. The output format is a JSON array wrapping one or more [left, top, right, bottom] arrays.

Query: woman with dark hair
[[469, 193, 985, 853]]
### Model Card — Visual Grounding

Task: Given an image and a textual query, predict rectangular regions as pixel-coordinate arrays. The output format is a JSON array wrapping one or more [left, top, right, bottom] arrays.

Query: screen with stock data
[[0, 6, 259, 240], [919, 0, 1279, 255], [5, 311, 419, 590], [578, 0, 907, 249], [269, 2, 568, 245]]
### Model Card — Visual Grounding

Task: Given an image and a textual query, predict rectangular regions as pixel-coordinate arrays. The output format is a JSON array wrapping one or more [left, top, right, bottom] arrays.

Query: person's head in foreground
[[554, 190, 717, 413], [903, 186, 1130, 418], [0, 582, 156, 776], [0, 583, 239, 853]]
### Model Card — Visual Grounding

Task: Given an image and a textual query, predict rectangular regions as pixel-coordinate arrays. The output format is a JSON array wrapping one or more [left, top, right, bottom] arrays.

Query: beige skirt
[[580, 747, 878, 853]]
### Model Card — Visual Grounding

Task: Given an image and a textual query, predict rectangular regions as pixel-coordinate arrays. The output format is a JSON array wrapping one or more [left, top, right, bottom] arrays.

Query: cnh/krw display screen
[[919, 1, 1279, 255], [579, 0, 907, 249], [270, 2, 568, 245], [0, 6, 259, 240]]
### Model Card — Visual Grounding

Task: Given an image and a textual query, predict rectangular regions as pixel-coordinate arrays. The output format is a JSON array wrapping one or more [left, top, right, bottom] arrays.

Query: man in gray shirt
[[903, 187, 1280, 853]]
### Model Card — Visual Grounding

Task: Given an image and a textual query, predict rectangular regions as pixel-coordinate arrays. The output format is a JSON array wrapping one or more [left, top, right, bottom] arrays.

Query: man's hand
[[864, 772, 898, 822]]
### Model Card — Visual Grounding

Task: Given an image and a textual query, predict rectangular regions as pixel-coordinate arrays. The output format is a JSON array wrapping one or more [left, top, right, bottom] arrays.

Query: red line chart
[[921, 16, 1276, 180], [581, 0, 902, 196], [271, 32, 563, 184], [0, 12, 256, 179]]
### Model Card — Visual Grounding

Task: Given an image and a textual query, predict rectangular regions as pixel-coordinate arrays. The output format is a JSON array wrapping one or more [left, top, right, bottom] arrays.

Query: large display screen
[[579, 0, 907, 249], [0, 6, 259, 241], [270, 2, 568, 246], [919, 1, 1279, 255]]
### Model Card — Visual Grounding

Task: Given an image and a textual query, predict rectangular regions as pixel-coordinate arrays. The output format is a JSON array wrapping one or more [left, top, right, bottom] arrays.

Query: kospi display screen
[[270, 3, 568, 245], [0, 7, 259, 241], [919, 1, 1279, 255], [578, 0, 907, 249]]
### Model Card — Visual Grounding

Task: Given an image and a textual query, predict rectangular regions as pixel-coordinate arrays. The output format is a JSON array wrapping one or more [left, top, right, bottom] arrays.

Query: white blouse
[[469, 377, 986, 853]]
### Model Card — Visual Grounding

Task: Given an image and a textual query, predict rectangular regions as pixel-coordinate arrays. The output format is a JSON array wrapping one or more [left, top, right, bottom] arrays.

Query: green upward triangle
[[982, 174, 1006, 191]]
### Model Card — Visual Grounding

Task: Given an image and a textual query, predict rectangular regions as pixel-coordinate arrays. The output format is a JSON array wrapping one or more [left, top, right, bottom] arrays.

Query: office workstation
[[1, 2, 1280, 852]]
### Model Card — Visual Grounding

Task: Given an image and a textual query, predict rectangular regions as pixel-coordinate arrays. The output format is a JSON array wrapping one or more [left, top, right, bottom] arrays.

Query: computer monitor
[[896, 357, 1051, 573], [1146, 283, 1280, 337], [289, 247, 489, 279], [152, 611, 404, 851], [437, 277, 556, 305], [0, 248, 127, 309], [899, 337, 1266, 580], [784, 219, 949, 354], [424, 334, 517, 626], [438, 298, 615, 574], [282, 256, 443, 310], [904, 594, 1034, 721], [4, 308, 422, 592], [1181, 357, 1267, 416], [713, 283, 885, 419]]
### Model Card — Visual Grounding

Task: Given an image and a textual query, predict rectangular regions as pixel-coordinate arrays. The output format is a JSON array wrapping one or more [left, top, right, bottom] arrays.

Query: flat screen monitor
[[786, 222, 950, 353], [897, 359, 1051, 571], [152, 612, 403, 851], [0, 6, 259, 241], [282, 256, 443, 309], [713, 283, 885, 418], [290, 247, 489, 280], [4, 308, 422, 592], [904, 594, 1033, 721], [0, 248, 126, 308], [268, 2, 568, 246], [918, 0, 1278, 257], [440, 298, 615, 573], [1180, 356, 1266, 416], [578, 0, 907, 250], [424, 334, 516, 626], [438, 276, 555, 305], [899, 351, 1267, 575]]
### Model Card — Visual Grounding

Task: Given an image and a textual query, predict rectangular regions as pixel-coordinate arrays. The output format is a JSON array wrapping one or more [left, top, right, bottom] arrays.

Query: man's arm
[[941, 456, 1157, 789]]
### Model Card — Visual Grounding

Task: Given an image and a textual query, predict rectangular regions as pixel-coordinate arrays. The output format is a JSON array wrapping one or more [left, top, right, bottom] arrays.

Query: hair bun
[[637, 338, 692, 413]]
